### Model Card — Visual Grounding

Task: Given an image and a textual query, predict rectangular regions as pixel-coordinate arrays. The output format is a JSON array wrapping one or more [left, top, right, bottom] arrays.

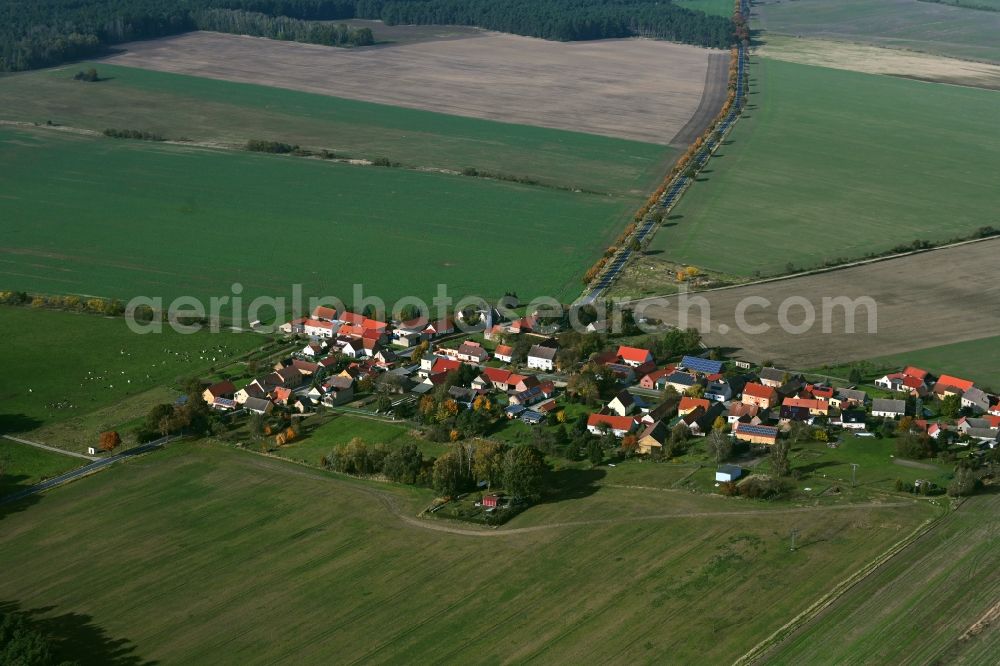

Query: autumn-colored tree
[[621, 434, 639, 457], [896, 416, 914, 434], [712, 415, 727, 432], [99, 430, 121, 452]]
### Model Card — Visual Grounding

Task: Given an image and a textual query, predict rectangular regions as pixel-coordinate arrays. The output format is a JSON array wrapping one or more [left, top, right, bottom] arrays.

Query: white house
[[494, 344, 514, 364], [872, 399, 906, 419], [303, 319, 336, 339], [607, 390, 636, 417], [526, 344, 557, 372], [961, 387, 990, 414], [586, 413, 637, 438]]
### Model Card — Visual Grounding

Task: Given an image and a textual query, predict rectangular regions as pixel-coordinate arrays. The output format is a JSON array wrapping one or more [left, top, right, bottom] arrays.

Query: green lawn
[[275, 413, 447, 466], [0, 63, 672, 198], [675, 0, 735, 18], [0, 439, 81, 498], [650, 58, 1000, 276], [756, 0, 1000, 63], [0, 126, 634, 305], [0, 441, 935, 663], [815, 334, 1000, 391], [0, 307, 264, 436], [766, 492, 1000, 665]]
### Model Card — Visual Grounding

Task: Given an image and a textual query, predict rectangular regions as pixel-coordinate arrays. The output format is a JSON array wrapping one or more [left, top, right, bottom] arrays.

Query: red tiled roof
[[901, 376, 924, 389], [482, 367, 512, 384], [679, 397, 710, 413], [432, 358, 461, 375], [303, 318, 334, 330], [903, 366, 929, 380], [495, 344, 513, 356], [617, 345, 652, 363], [311, 306, 337, 321], [936, 374, 974, 393], [743, 382, 777, 400], [587, 413, 636, 431]]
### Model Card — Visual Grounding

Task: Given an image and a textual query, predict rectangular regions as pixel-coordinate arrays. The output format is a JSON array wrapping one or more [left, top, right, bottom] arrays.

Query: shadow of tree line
[[1, 599, 155, 665]]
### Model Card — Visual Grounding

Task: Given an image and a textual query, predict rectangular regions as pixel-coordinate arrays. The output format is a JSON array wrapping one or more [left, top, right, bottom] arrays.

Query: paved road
[[2, 434, 98, 461], [0, 435, 180, 505]]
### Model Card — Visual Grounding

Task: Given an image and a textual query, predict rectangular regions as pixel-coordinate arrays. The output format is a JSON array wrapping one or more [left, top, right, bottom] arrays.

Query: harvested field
[[104, 30, 724, 145], [754, 0, 1000, 64], [632, 239, 1000, 369], [758, 34, 1000, 90]]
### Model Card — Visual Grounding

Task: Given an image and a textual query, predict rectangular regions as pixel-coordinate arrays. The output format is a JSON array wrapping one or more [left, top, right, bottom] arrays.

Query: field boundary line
[[622, 227, 1000, 305], [732, 507, 948, 665], [2, 434, 98, 460]]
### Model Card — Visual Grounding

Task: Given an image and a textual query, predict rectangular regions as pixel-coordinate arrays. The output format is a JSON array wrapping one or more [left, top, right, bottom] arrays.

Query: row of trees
[[0, 290, 125, 316], [193, 9, 374, 46], [104, 128, 165, 141], [0, 0, 733, 72]]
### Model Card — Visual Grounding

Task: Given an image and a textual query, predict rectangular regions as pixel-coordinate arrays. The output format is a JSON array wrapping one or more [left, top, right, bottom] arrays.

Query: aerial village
[[196, 301, 999, 493]]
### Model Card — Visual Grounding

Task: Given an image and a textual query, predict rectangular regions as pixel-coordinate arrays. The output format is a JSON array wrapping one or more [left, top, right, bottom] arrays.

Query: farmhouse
[[872, 398, 906, 419], [202, 380, 236, 404], [526, 344, 557, 371], [608, 390, 637, 417], [757, 367, 788, 388], [728, 402, 761, 425], [637, 420, 670, 455], [961, 387, 991, 414], [679, 402, 725, 437], [587, 413, 637, 438], [679, 396, 710, 416], [494, 344, 514, 364], [836, 410, 868, 430], [639, 366, 675, 390], [243, 397, 273, 415], [734, 423, 778, 446], [663, 370, 701, 394], [311, 305, 338, 322], [303, 318, 336, 339], [456, 341, 489, 364], [742, 382, 778, 410], [617, 345, 654, 368], [934, 374, 975, 397], [831, 388, 868, 408]]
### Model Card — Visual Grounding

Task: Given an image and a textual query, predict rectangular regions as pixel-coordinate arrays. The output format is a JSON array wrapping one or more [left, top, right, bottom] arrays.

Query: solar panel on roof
[[737, 424, 777, 436], [681, 356, 723, 374]]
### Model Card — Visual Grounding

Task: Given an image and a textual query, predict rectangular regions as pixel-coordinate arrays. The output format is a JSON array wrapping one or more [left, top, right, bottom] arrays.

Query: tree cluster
[[0, 290, 125, 316], [433, 441, 547, 499], [193, 9, 374, 46], [0, 608, 62, 666], [104, 128, 165, 141]]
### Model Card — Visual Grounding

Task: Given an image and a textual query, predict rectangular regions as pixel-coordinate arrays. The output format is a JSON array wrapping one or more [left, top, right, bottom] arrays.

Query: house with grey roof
[[872, 398, 906, 419], [526, 344, 557, 371], [961, 387, 991, 414]]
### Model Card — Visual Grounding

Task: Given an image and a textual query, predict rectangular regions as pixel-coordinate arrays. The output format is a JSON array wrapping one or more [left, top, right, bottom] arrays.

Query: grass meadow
[[273, 413, 449, 465], [755, 0, 1000, 63], [0, 307, 264, 440], [765, 492, 1000, 665], [0, 441, 935, 664], [0, 126, 634, 305], [0, 439, 81, 498], [0, 63, 672, 198], [650, 58, 1000, 276]]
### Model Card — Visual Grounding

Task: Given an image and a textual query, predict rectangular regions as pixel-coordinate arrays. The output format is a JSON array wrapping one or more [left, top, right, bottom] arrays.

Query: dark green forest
[[0, 0, 733, 72]]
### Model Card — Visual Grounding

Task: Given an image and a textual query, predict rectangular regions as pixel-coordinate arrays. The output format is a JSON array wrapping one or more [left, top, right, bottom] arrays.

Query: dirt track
[[105, 30, 724, 144], [634, 239, 1000, 368]]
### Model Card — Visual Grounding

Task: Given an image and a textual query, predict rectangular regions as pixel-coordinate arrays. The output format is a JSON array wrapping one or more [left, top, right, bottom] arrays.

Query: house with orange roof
[[303, 318, 336, 339], [586, 413, 638, 438], [616, 345, 654, 368], [742, 382, 778, 409], [934, 374, 975, 397], [432, 358, 461, 376], [311, 305, 338, 322], [494, 344, 514, 364], [679, 396, 710, 416]]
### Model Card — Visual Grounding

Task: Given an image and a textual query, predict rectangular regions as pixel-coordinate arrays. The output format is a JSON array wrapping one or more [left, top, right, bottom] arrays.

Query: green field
[[0, 440, 81, 498], [756, 0, 1000, 63], [0, 307, 264, 436], [275, 413, 448, 465], [0, 126, 634, 305], [649, 58, 1000, 276], [929, 0, 1000, 10], [675, 0, 734, 17], [0, 63, 671, 198], [816, 334, 1000, 390], [766, 492, 1000, 664], [0, 441, 936, 663]]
